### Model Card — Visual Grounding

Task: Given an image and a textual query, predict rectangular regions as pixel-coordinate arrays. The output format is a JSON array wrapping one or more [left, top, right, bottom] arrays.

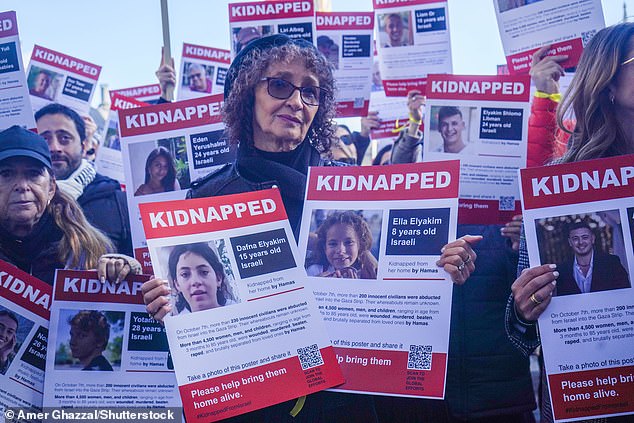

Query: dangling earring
[[610, 93, 615, 105]]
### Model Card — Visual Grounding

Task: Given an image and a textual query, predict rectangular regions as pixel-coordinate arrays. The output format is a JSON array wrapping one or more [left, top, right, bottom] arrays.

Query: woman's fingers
[[512, 264, 558, 321], [436, 235, 482, 285], [142, 277, 172, 323]]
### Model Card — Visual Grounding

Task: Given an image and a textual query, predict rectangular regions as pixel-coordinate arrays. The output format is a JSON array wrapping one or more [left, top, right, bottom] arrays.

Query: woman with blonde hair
[[0, 126, 140, 285], [507, 23, 634, 423]]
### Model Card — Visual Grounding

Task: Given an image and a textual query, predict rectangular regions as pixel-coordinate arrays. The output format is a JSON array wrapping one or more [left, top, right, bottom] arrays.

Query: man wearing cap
[[235, 26, 262, 53], [35, 103, 132, 256]]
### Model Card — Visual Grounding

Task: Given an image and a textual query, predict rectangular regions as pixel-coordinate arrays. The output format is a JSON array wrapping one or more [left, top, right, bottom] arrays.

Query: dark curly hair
[[69, 310, 110, 352], [312, 211, 373, 269], [223, 42, 336, 154]]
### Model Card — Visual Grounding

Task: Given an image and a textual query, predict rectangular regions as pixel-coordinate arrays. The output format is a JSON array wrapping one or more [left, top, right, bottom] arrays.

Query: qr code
[[499, 196, 515, 211], [407, 344, 432, 370], [297, 343, 324, 370], [353, 97, 364, 108], [581, 30, 597, 47]]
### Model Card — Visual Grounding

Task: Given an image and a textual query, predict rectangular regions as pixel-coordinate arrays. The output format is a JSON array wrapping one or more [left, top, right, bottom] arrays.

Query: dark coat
[[446, 224, 536, 419], [0, 212, 64, 285], [556, 251, 630, 296], [78, 173, 133, 256]]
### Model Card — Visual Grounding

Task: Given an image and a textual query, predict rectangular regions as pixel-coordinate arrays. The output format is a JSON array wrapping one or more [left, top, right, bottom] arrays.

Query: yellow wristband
[[534, 91, 561, 103], [408, 115, 422, 125]]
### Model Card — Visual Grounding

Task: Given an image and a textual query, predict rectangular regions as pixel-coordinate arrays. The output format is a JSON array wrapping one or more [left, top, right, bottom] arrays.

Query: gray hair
[[223, 42, 336, 153]]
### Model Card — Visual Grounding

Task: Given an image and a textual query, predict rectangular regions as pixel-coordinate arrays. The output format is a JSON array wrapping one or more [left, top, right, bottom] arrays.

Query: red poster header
[[54, 270, 148, 305], [183, 43, 231, 64], [0, 259, 51, 320], [140, 188, 288, 240], [306, 161, 459, 201], [373, 0, 441, 10], [507, 38, 583, 75], [426, 74, 531, 102], [520, 155, 634, 210], [118, 94, 224, 137], [229, 0, 314, 22], [31, 45, 101, 80], [110, 84, 161, 100], [109, 93, 149, 111], [0, 11, 19, 37], [316, 12, 374, 30]]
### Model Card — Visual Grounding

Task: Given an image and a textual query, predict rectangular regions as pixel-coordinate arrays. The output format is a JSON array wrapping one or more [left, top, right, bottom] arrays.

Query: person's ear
[[47, 175, 56, 205]]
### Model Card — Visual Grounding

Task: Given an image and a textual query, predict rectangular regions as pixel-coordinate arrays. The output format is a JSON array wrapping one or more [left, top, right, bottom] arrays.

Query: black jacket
[[0, 213, 64, 285], [189, 141, 342, 240], [445, 224, 536, 419], [78, 173, 133, 256]]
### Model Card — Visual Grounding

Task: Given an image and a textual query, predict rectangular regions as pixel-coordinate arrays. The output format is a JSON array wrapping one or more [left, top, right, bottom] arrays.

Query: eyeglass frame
[[621, 56, 634, 66], [259, 77, 328, 106]]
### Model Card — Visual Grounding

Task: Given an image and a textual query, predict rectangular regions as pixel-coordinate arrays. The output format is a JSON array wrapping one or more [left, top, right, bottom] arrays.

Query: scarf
[[56, 159, 97, 200], [236, 140, 321, 239]]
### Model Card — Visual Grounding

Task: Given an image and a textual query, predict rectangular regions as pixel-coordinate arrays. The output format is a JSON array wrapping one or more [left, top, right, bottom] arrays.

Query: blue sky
[[3, 0, 631, 107]]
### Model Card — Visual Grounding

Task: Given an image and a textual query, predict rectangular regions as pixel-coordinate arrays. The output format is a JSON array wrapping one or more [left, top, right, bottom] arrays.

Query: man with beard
[[35, 104, 132, 255], [555, 221, 630, 296]]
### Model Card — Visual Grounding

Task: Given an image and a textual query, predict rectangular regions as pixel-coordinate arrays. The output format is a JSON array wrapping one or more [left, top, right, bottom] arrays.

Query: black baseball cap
[[0, 125, 52, 169]]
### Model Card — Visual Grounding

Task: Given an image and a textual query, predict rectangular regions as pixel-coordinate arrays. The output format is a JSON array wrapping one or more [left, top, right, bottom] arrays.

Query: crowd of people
[[0, 18, 632, 423]]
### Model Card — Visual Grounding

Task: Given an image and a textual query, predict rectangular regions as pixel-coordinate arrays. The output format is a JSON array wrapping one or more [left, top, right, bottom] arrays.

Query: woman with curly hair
[[307, 211, 378, 279], [144, 33, 479, 423]]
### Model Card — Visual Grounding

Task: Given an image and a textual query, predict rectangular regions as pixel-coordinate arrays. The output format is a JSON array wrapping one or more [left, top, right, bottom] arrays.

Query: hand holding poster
[[423, 74, 530, 224], [493, 0, 605, 74], [228, 0, 314, 58], [43, 270, 181, 411], [177, 43, 230, 100], [0, 11, 35, 130], [519, 155, 634, 421], [298, 162, 459, 397], [26, 45, 101, 114], [0, 260, 51, 416], [139, 189, 343, 422], [315, 12, 374, 118], [373, 0, 452, 96]]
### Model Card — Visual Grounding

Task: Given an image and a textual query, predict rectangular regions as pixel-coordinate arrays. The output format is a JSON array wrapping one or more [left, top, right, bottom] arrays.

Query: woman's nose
[[285, 89, 304, 109]]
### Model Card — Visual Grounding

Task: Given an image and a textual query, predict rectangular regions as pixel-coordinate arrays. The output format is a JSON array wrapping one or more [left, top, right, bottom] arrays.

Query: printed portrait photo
[[429, 105, 478, 154], [129, 137, 189, 197], [304, 209, 382, 280], [155, 240, 239, 315], [232, 25, 273, 54], [103, 119, 120, 151], [378, 12, 413, 48], [0, 306, 35, 376], [54, 309, 124, 371], [498, 0, 544, 13], [182, 62, 215, 94], [27, 65, 62, 101], [535, 210, 631, 296], [317, 35, 339, 69]]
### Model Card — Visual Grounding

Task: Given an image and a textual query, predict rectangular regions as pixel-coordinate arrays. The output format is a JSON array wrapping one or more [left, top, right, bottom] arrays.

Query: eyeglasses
[[621, 56, 634, 66], [260, 77, 327, 106]]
